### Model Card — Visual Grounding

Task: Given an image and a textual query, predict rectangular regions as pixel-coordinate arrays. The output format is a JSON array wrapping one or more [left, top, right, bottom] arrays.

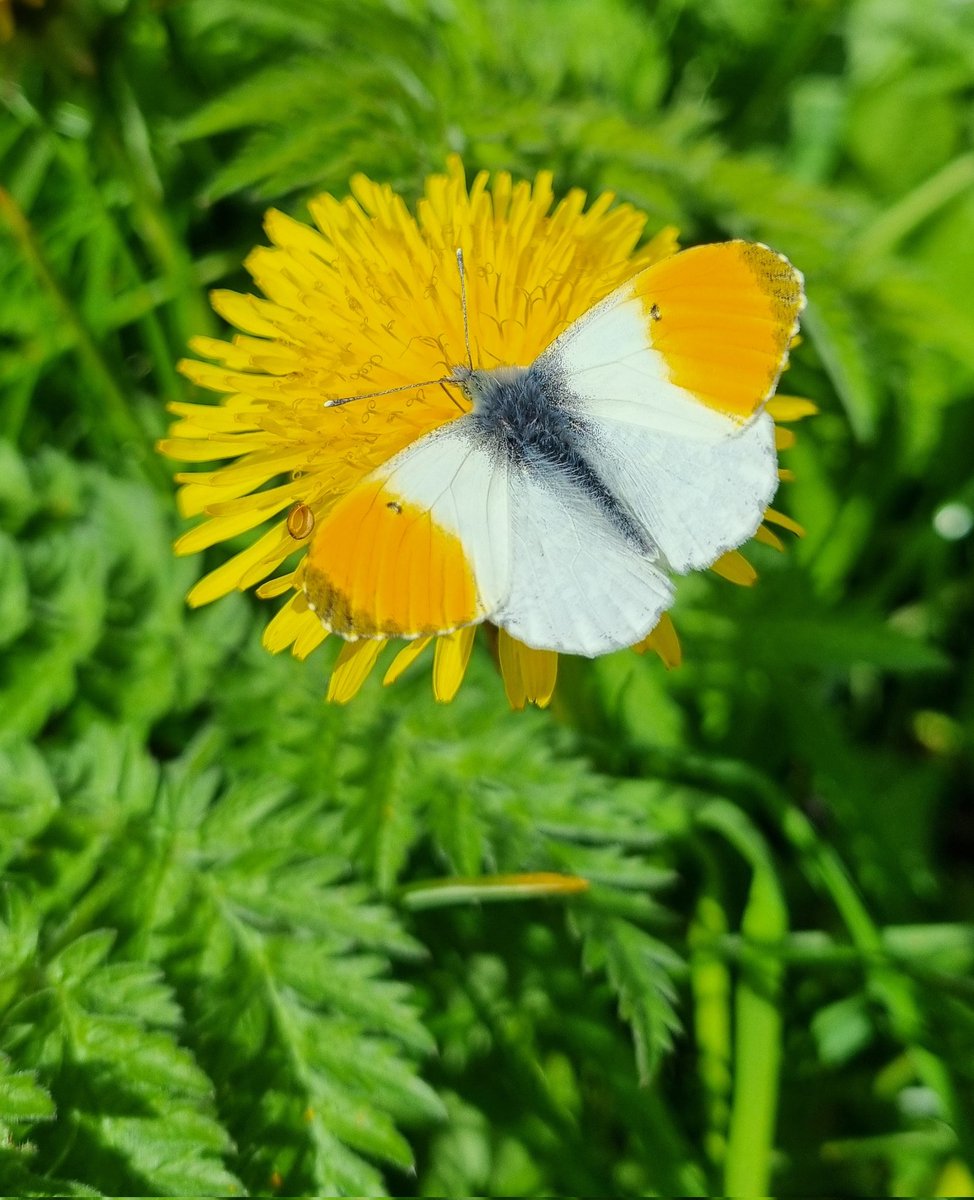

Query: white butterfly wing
[[580, 412, 778, 572], [492, 465, 673, 656], [304, 420, 511, 639], [537, 240, 804, 572]]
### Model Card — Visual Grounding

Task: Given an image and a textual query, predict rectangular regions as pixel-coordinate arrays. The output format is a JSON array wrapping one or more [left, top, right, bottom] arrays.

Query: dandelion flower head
[[160, 157, 814, 707]]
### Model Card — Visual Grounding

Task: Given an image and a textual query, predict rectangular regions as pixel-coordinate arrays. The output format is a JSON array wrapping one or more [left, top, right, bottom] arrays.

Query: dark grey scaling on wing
[[458, 364, 656, 556]]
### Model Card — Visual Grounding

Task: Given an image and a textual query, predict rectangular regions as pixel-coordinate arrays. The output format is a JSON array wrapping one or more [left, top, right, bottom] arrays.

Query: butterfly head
[[449, 363, 531, 412]]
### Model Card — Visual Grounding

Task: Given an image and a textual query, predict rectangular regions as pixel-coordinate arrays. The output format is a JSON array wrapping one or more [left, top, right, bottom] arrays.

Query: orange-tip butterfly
[[303, 241, 805, 656]]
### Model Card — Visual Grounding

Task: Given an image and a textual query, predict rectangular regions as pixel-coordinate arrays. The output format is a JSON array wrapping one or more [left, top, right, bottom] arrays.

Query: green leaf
[[0, 1058, 55, 1128], [575, 912, 683, 1084], [3, 945, 241, 1194]]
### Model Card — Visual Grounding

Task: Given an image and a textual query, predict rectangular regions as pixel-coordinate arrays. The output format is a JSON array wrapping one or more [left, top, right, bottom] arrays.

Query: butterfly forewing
[[541, 240, 804, 429], [303, 422, 510, 640], [535, 240, 804, 572]]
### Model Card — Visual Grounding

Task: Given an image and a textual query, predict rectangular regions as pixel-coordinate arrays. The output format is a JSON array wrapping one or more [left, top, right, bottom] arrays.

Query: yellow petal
[[775, 426, 797, 451], [166, 399, 261, 433], [174, 507, 283, 555], [764, 507, 805, 537], [187, 336, 259, 371], [256, 572, 298, 599], [766, 394, 818, 422], [497, 629, 527, 710], [632, 611, 682, 669], [176, 449, 313, 514], [157, 436, 256, 463], [263, 595, 311, 653], [292, 619, 328, 661], [641, 224, 681, 263], [497, 631, 557, 709], [209, 289, 288, 338], [432, 627, 476, 703], [753, 524, 785, 552], [710, 549, 758, 587], [265, 207, 337, 265], [327, 638, 385, 703], [186, 526, 291, 607], [383, 636, 433, 686]]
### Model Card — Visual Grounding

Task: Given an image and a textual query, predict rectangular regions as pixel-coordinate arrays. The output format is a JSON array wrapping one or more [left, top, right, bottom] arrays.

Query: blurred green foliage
[[1, 0, 973, 1194]]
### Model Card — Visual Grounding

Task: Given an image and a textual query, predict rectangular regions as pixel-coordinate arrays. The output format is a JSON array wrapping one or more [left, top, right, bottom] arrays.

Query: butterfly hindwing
[[578, 411, 778, 573], [493, 463, 674, 656]]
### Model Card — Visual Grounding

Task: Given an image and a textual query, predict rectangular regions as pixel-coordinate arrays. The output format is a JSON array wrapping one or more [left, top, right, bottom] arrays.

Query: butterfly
[[302, 240, 805, 656]]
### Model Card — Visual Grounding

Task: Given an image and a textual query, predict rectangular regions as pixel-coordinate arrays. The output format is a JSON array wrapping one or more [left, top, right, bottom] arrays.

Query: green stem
[[726, 870, 786, 1196], [689, 871, 734, 1172], [717, 922, 974, 970], [652, 749, 971, 1159], [697, 801, 787, 1197]]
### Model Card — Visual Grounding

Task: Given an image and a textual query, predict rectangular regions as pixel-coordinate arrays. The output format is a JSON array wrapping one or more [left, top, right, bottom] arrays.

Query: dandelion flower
[[160, 157, 813, 708]]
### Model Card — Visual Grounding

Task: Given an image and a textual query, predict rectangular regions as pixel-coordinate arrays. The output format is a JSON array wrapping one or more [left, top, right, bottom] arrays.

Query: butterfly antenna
[[323, 378, 450, 409], [456, 248, 473, 370], [323, 257, 473, 409]]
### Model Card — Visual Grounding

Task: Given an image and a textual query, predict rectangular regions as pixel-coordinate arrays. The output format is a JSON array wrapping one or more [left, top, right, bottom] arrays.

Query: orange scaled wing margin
[[634, 241, 804, 419], [303, 478, 482, 640]]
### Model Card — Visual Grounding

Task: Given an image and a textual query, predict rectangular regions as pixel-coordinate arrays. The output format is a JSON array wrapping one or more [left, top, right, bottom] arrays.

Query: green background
[[2, 0, 974, 1194]]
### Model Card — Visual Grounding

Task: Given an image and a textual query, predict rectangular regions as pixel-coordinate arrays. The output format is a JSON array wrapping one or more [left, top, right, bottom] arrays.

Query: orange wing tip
[[632, 611, 682, 669], [432, 627, 476, 703], [635, 240, 805, 420], [304, 480, 482, 640], [327, 639, 385, 703], [497, 630, 558, 709], [710, 549, 758, 587]]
